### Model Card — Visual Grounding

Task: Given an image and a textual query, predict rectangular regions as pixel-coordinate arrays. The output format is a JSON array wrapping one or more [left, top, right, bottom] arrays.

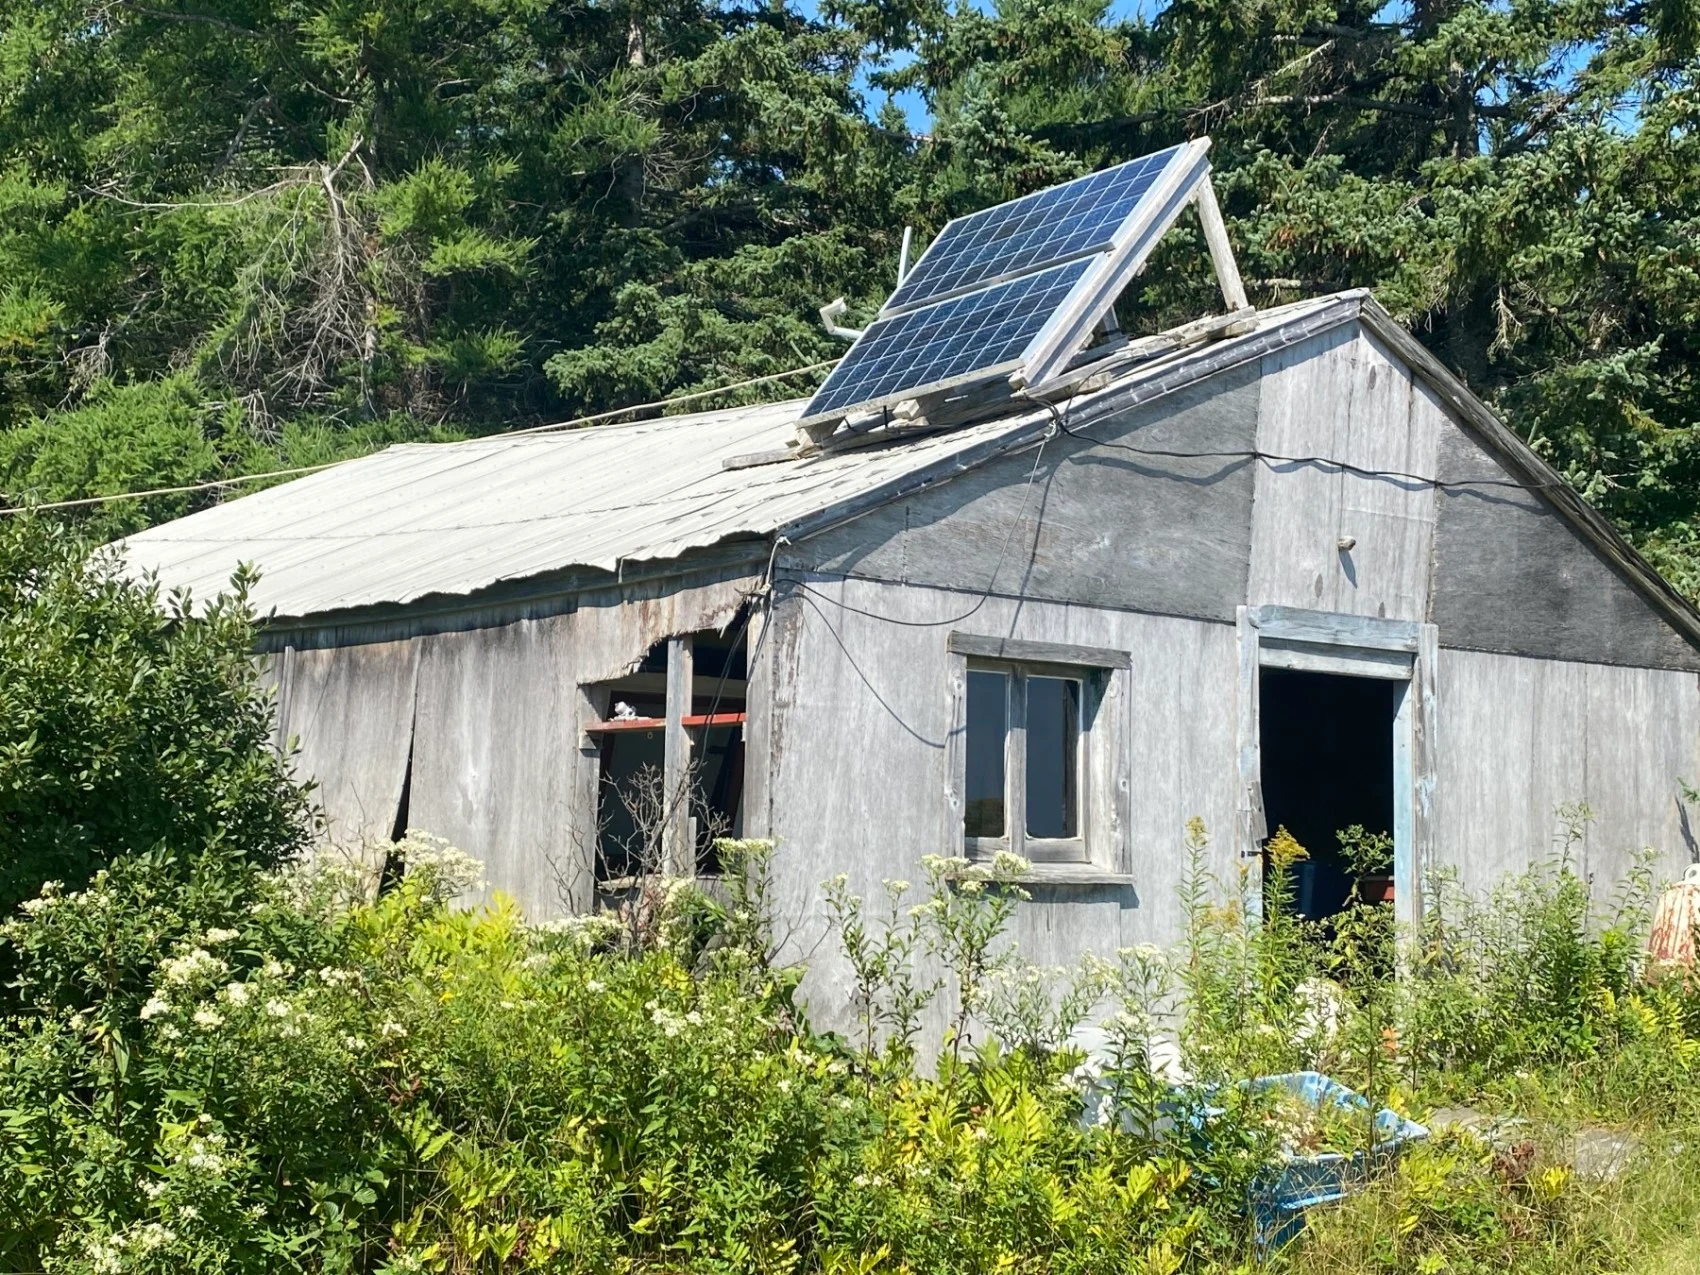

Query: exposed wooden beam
[[1193, 177, 1250, 313]]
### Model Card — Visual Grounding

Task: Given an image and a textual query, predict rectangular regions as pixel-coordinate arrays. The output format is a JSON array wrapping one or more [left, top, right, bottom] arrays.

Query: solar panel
[[805, 259, 1093, 421], [885, 145, 1184, 314], [798, 138, 1213, 431]]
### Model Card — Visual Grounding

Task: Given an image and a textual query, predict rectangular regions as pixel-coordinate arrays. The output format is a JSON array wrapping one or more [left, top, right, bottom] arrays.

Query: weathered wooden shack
[[121, 150, 1700, 1029]]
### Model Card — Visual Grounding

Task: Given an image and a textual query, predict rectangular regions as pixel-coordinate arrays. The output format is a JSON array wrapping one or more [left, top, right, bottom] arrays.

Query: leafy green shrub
[[0, 516, 310, 926]]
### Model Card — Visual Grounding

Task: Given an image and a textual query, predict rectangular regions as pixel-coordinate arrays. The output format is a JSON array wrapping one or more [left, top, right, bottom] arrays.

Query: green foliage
[[9, 785, 1700, 1272], [0, 837, 1229, 1274], [0, 516, 310, 926], [0, 0, 1692, 596]]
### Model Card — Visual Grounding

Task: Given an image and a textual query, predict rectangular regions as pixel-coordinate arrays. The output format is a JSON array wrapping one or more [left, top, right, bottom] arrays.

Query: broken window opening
[[589, 610, 750, 884]]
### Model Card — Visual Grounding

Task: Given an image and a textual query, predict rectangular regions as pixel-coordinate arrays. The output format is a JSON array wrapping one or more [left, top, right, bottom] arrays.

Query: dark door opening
[[1258, 669, 1397, 921]]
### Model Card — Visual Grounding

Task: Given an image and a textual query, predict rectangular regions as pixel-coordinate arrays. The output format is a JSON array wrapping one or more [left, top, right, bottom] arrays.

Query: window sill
[[1023, 864, 1135, 888], [956, 861, 1135, 888]]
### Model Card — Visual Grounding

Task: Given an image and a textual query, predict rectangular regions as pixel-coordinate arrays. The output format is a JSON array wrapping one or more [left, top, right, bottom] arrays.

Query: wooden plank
[[944, 649, 968, 849], [1391, 677, 1418, 929], [1193, 177, 1250, 311], [1250, 605, 1421, 651], [1332, 330, 1440, 622], [947, 632, 1133, 669], [1252, 606, 1421, 651], [1247, 324, 1438, 622], [1258, 638, 1412, 680], [586, 711, 745, 734], [277, 636, 420, 877], [663, 635, 693, 876], [1235, 606, 1266, 867], [409, 614, 583, 916], [1247, 326, 1351, 613], [740, 603, 772, 839], [1411, 622, 1439, 923]]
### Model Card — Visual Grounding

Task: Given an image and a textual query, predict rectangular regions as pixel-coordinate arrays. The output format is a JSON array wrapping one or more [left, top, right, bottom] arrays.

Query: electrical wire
[[0, 462, 346, 516], [0, 357, 843, 517], [787, 381, 1558, 632], [496, 360, 839, 439], [779, 422, 1059, 629], [1020, 389, 1551, 495]]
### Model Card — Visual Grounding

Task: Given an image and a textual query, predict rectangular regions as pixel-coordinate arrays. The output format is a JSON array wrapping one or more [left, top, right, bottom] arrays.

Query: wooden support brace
[[663, 635, 694, 877], [1194, 177, 1250, 313]]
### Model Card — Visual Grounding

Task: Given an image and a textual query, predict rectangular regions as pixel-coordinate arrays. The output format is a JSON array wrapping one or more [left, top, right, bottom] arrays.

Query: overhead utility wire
[[789, 384, 1559, 631], [0, 358, 842, 517], [782, 423, 1060, 629]]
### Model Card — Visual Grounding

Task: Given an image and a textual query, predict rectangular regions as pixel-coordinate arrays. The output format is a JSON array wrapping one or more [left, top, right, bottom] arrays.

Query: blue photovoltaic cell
[[884, 145, 1183, 313], [804, 258, 1093, 421]]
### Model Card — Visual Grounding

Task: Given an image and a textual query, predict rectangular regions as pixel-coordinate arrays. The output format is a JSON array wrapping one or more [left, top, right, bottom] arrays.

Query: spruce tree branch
[[110, 1, 268, 38]]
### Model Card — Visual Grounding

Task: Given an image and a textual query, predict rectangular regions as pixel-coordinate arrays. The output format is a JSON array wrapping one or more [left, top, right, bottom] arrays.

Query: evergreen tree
[[0, 0, 1694, 589]]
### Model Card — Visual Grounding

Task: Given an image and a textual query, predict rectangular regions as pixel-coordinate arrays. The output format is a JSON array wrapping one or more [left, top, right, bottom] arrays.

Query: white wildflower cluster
[[192, 1007, 224, 1030], [202, 927, 241, 945], [393, 831, 486, 901], [159, 948, 228, 987], [140, 995, 172, 1022], [646, 1002, 704, 1038], [222, 982, 251, 1008], [316, 966, 357, 987], [176, 1128, 229, 1179], [84, 1221, 178, 1274], [18, 880, 64, 916], [531, 912, 621, 949], [379, 1020, 408, 1040]]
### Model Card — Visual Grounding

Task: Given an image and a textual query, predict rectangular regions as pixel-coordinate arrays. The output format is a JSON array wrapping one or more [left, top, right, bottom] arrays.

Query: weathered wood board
[[271, 637, 419, 873], [1432, 646, 1700, 896], [1247, 325, 1440, 622], [796, 363, 1261, 624]]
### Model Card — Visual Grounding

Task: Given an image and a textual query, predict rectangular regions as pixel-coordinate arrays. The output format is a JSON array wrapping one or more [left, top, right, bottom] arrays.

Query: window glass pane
[[1026, 677, 1080, 838], [964, 670, 1008, 837]]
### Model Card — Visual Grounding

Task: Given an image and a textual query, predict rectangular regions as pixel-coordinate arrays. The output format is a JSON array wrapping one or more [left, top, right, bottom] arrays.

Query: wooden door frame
[[1235, 605, 1437, 930]]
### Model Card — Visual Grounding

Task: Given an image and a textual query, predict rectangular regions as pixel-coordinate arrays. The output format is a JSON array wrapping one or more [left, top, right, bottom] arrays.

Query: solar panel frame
[[1014, 142, 1212, 391], [883, 145, 1185, 316], [800, 259, 1095, 426], [798, 138, 1214, 430]]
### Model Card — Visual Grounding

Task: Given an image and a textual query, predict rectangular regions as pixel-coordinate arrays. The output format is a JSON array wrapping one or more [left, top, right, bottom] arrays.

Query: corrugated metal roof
[[119, 295, 1358, 623]]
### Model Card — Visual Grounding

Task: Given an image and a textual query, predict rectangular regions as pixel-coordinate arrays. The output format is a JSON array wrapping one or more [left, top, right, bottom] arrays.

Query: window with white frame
[[950, 634, 1129, 868]]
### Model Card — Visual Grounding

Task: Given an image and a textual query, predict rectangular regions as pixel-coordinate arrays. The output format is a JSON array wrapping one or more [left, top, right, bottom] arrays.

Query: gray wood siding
[[792, 363, 1261, 623], [269, 574, 758, 915], [1248, 325, 1441, 622], [1431, 417, 1700, 671], [759, 574, 1241, 1041], [1433, 646, 1700, 895], [410, 616, 583, 915], [271, 637, 419, 876]]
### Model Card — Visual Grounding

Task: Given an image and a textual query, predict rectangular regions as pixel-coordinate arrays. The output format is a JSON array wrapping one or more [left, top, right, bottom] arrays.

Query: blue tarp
[[1244, 1071, 1429, 1251]]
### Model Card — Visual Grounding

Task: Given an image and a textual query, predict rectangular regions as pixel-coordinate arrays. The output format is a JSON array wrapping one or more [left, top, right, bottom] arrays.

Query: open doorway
[[1258, 669, 1397, 922]]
